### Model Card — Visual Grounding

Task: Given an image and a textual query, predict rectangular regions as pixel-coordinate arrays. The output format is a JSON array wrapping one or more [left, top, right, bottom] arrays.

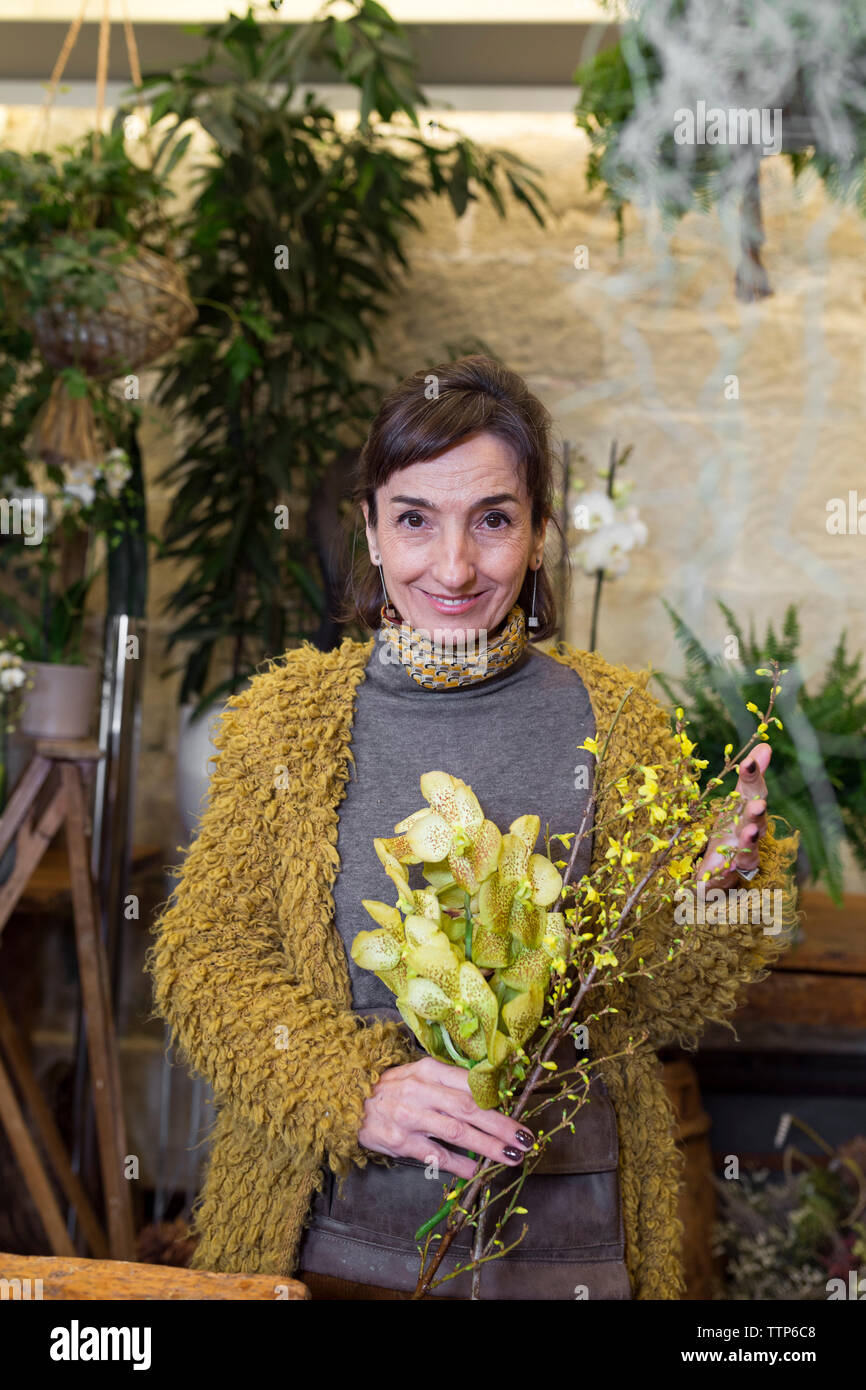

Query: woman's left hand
[[694, 744, 771, 892]]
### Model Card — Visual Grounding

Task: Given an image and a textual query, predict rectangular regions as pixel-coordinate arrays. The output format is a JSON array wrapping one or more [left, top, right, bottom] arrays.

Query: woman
[[148, 355, 799, 1300]]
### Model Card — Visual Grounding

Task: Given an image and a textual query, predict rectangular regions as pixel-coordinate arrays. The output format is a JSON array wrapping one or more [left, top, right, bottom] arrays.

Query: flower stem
[[414, 1151, 477, 1241]]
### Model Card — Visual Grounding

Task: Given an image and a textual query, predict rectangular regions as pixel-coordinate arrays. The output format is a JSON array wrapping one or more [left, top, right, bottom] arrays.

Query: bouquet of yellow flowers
[[351, 662, 797, 1298], [351, 771, 569, 1109]]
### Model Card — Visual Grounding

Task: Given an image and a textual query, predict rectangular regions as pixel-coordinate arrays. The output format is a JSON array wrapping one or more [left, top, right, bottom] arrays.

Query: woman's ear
[[361, 500, 377, 559], [534, 516, 549, 565]]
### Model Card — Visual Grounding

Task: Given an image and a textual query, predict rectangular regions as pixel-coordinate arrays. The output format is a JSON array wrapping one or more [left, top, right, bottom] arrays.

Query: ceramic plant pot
[[20, 661, 100, 740]]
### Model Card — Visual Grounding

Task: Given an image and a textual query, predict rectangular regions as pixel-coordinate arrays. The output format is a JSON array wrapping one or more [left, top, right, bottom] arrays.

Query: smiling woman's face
[[361, 430, 546, 636]]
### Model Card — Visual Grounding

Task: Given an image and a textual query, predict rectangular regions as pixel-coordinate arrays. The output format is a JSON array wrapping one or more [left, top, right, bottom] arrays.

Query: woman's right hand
[[358, 1056, 535, 1180]]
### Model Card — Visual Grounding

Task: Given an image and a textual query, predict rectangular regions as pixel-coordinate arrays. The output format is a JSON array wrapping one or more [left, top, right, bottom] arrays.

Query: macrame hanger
[[31, 0, 176, 250], [33, 0, 86, 153], [94, 0, 111, 158]]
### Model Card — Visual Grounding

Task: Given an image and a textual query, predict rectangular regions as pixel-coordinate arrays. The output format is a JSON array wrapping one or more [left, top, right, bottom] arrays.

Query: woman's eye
[[395, 510, 511, 530]]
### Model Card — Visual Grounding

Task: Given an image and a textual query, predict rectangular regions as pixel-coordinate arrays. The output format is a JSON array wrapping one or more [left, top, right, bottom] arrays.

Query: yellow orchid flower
[[355, 774, 575, 1108]]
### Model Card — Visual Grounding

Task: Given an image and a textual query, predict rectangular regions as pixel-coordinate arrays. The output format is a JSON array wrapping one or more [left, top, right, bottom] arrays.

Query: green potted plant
[[0, 445, 137, 738], [0, 125, 195, 473], [126, 1, 549, 736], [0, 121, 194, 742], [652, 600, 866, 905]]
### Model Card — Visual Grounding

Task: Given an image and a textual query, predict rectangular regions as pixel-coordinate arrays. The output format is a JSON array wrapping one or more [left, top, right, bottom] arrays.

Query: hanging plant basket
[[27, 241, 197, 380], [26, 377, 102, 466]]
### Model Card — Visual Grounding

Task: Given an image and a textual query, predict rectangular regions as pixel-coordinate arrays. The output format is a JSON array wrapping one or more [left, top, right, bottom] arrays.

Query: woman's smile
[[417, 588, 486, 616]]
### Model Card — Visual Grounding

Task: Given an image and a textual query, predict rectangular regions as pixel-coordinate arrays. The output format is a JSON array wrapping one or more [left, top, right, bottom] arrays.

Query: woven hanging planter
[[28, 241, 197, 380], [27, 377, 102, 467], [22, 4, 198, 466]]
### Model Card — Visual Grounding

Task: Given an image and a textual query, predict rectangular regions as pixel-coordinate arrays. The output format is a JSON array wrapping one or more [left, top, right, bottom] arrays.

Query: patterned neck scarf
[[378, 603, 529, 689]]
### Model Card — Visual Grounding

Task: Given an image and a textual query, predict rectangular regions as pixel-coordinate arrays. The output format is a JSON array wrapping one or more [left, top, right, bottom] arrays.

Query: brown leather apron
[[296, 1007, 632, 1300]]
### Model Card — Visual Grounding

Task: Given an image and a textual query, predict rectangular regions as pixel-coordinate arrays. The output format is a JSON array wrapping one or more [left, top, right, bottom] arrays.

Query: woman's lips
[[419, 589, 482, 616]]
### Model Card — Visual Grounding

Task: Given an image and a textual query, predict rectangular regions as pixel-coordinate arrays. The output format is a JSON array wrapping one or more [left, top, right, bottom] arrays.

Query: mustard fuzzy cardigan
[[147, 637, 800, 1297]]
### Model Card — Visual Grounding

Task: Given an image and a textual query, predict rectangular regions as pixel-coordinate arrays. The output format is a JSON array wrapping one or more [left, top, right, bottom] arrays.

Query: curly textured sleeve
[[595, 681, 802, 1054], [146, 685, 416, 1180]]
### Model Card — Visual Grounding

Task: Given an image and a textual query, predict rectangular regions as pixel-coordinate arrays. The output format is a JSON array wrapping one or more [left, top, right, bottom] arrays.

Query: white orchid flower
[[572, 489, 616, 532]]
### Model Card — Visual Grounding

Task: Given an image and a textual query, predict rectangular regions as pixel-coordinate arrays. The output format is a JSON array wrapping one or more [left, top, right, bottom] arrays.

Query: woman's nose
[[430, 534, 476, 588]]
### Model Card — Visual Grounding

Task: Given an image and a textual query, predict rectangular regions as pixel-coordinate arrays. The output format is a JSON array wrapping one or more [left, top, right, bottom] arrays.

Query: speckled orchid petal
[[350, 928, 403, 974], [374, 839, 414, 897], [404, 917, 462, 995], [467, 1060, 501, 1109], [478, 873, 514, 934], [489, 1029, 516, 1067], [468, 819, 502, 884], [507, 893, 539, 948], [528, 853, 563, 907], [541, 912, 568, 960], [405, 810, 454, 863], [516, 903, 549, 950], [448, 848, 480, 895], [397, 1000, 445, 1058], [404, 914, 448, 949], [386, 961, 409, 995], [450, 780, 485, 837], [405, 976, 453, 1021], [497, 832, 530, 886], [471, 924, 513, 969], [393, 806, 432, 835], [501, 982, 545, 1047], [439, 913, 467, 945], [361, 900, 405, 938], [455, 1020, 488, 1061], [437, 1004, 486, 1064], [378, 832, 424, 865], [499, 947, 551, 991], [458, 961, 499, 1052], [437, 883, 466, 912], [413, 887, 442, 923], [423, 862, 457, 892], [509, 814, 540, 858], [420, 771, 484, 838]]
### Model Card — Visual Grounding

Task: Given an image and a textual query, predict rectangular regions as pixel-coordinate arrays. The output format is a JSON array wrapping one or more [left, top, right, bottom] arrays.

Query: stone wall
[[4, 101, 865, 891]]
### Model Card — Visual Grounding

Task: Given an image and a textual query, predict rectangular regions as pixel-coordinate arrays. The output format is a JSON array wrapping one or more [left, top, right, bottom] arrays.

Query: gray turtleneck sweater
[[297, 626, 634, 1300], [333, 628, 596, 1010]]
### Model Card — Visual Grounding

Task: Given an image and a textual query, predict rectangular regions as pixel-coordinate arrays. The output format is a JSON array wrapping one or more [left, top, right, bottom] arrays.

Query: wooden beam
[[0, 1252, 310, 1300]]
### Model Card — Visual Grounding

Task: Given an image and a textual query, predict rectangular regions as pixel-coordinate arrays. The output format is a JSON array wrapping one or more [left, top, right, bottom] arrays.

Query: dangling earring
[[374, 555, 396, 619], [528, 560, 540, 629]]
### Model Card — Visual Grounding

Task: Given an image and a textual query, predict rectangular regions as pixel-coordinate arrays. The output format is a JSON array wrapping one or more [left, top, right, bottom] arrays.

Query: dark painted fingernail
[[503, 1145, 522, 1161], [744, 760, 757, 774], [747, 827, 760, 842], [515, 1129, 534, 1148]]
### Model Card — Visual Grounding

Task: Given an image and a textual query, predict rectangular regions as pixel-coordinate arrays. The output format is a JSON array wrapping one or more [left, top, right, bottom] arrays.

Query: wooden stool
[[0, 738, 134, 1261]]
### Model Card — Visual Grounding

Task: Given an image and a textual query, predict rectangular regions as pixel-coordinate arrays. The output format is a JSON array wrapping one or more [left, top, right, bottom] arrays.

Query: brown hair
[[336, 354, 566, 641]]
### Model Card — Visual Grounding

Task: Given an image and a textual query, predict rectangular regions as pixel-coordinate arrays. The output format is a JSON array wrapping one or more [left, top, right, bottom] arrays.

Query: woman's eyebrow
[[389, 493, 521, 509]]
